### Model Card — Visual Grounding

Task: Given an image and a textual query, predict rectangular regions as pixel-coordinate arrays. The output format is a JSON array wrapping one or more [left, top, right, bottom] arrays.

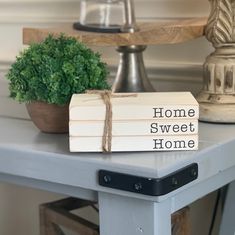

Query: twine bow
[[86, 90, 137, 153]]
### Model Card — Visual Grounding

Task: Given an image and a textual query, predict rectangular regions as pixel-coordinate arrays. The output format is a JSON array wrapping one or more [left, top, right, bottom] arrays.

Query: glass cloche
[[74, 0, 126, 33]]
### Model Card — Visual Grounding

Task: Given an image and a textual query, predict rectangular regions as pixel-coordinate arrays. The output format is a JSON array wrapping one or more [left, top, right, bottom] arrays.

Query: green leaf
[[6, 34, 110, 105]]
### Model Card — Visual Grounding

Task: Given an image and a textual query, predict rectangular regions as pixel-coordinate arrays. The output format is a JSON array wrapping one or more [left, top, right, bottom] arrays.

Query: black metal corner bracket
[[99, 163, 198, 196]]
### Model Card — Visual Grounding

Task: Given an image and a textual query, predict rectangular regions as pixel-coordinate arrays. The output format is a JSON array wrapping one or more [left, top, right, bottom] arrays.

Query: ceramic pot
[[26, 101, 69, 133]]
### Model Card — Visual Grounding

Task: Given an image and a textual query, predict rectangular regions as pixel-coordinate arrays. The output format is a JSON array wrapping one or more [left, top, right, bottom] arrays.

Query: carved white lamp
[[197, 0, 235, 122]]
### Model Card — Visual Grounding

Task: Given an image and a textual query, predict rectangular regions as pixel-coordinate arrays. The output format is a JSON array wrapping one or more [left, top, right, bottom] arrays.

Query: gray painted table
[[0, 115, 234, 235]]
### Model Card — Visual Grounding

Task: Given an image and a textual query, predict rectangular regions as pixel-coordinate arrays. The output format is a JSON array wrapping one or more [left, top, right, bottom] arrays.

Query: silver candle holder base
[[112, 45, 155, 92]]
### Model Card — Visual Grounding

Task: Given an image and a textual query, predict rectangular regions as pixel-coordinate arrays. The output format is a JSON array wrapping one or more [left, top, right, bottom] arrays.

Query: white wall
[[0, 1, 219, 235]]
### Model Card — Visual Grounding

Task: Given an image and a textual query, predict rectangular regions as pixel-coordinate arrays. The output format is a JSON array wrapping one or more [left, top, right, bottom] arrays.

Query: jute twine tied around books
[[86, 90, 137, 153]]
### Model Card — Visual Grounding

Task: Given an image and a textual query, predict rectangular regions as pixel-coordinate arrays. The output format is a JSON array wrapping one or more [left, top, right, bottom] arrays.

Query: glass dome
[[76, 0, 125, 33]]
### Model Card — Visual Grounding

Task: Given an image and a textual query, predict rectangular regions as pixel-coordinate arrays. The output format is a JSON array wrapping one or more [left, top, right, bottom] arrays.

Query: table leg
[[220, 181, 235, 235], [98, 192, 171, 235]]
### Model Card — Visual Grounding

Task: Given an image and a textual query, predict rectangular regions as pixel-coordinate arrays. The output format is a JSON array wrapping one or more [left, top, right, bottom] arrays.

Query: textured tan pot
[[26, 101, 69, 133]]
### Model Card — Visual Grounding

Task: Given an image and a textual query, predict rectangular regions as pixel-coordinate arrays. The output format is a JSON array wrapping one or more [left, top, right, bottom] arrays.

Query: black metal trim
[[99, 163, 198, 196]]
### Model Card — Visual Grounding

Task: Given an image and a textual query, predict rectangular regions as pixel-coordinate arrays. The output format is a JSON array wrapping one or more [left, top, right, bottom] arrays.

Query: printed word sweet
[[150, 122, 196, 134]]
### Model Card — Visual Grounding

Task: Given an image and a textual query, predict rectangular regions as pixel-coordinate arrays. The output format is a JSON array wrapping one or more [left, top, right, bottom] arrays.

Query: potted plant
[[6, 34, 110, 133]]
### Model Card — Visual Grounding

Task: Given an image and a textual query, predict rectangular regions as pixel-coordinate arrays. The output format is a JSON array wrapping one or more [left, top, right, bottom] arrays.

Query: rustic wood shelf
[[23, 17, 207, 47]]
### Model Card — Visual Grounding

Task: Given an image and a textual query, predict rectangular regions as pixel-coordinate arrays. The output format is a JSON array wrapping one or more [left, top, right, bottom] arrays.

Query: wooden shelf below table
[[23, 17, 207, 47]]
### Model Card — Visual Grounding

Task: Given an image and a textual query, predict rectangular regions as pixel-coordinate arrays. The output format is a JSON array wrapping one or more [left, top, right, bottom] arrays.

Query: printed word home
[[153, 107, 196, 119]]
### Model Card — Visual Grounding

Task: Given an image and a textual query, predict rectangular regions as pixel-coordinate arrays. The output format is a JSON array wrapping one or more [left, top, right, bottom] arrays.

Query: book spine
[[69, 135, 198, 152], [69, 105, 199, 121], [69, 120, 198, 137]]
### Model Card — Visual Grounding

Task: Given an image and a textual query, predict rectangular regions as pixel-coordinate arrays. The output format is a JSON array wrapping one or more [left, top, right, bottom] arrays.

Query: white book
[[69, 135, 198, 152], [70, 92, 199, 121], [69, 120, 198, 137]]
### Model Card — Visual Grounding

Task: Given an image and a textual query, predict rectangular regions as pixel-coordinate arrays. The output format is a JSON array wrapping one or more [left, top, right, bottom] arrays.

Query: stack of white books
[[69, 92, 199, 152]]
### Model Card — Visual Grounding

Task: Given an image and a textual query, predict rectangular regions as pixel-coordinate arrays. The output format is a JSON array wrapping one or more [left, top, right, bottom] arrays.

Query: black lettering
[[189, 122, 196, 133], [153, 108, 164, 118], [165, 141, 172, 149], [172, 124, 180, 133], [153, 139, 164, 149], [165, 110, 172, 118], [173, 109, 187, 118], [153, 108, 196, 119], [180, 124, 188, 133], [188, 140, 195, 148], [188, 109, 196, 118], [150, 123, 158, 133], [173, 140, 186, 149], [159, 124, 171, 133]]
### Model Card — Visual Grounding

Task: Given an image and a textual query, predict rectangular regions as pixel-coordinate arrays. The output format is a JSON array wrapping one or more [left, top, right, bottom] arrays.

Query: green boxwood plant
[[6, 34, 110, 105]]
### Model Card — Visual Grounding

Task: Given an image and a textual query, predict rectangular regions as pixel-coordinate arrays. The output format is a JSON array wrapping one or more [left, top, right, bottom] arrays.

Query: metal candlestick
[[112, 45, 155, 92], [113, 0, 154, 92]]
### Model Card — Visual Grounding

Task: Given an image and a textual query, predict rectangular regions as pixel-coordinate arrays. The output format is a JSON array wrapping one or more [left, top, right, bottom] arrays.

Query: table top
[[23, 18, 207, 46], [0, 110, 235, 201]]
